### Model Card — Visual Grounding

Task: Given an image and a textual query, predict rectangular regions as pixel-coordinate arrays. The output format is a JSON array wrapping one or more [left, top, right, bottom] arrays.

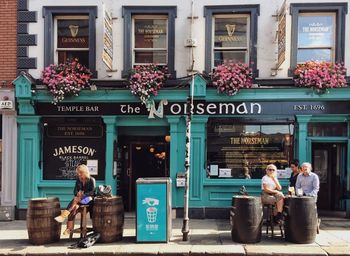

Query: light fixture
[[135, 146, 141, 150], [165, 135, 171, 143]]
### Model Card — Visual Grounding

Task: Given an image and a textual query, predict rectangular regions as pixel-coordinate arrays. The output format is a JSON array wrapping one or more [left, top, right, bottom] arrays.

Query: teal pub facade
[[14, 74, 350, 218]]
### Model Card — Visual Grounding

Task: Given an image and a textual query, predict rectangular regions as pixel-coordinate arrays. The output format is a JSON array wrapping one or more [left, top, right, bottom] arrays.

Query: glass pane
[[57, 19, 89, 48], [308, 123, 347, 137], [214, 17, 248, 48], [134, 19, 167, 49], [134, 50, 167, 64], [58, 51, 89, 67], [214, 50, 247, 66], [298, 15, 334, 48], [207, 120, 294, 179], [297, 49, 331, 63]]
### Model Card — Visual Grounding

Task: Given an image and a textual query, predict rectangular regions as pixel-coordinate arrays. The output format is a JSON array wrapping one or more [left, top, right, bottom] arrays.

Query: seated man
[[295, 162, 320, 198]]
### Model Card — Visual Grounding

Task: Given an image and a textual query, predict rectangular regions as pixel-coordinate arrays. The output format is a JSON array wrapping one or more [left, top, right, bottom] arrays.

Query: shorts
[[261, 191, 284, 205]]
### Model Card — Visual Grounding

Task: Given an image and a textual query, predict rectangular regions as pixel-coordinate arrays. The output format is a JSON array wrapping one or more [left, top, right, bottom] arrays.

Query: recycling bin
[[136, 177, 172, 242]]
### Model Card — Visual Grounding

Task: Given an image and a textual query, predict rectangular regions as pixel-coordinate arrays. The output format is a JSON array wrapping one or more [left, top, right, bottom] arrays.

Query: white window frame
[[297, 12, 336, 63], [212, 14, 250, 68], [54, 15, 90, 64], [132, 15, 168, 66]]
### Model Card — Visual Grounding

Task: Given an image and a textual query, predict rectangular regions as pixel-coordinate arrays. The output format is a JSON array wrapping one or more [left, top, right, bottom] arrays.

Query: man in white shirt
[[295, 162, 320, 199]]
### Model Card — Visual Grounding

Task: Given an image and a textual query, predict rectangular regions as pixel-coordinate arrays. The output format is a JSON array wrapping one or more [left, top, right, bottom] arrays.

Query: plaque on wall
[[43, 117, 106, 180]]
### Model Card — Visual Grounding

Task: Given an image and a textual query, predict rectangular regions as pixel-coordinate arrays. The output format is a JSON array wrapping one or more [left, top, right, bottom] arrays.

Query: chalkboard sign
[[43, 117, 106, 180]]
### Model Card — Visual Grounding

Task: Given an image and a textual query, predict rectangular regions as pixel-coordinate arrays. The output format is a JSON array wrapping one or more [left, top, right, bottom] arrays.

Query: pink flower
[[211, 62, 253, 96], [128, 64, 169, 104], [294, 61, 347, 90], [41, 59, 92, 104]]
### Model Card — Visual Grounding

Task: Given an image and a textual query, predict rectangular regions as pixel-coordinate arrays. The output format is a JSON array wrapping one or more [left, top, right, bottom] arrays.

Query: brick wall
[[0, 0, 17, 87]]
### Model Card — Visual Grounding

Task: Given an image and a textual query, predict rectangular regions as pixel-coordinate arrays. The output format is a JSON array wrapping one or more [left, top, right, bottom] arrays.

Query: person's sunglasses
[[267, 168, 275, 171]]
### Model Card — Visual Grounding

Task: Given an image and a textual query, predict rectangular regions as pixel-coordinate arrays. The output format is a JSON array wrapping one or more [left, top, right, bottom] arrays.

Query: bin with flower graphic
[[136, 178, 172, 242]]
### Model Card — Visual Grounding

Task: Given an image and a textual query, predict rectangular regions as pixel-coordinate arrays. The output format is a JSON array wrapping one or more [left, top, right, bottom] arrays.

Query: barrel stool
[[263, 204, 284, 238], [69, 205, 93, 240]]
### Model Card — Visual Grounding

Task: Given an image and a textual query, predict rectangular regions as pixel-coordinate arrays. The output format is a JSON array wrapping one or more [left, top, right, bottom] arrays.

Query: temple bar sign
[[36, 100, 350, 117]]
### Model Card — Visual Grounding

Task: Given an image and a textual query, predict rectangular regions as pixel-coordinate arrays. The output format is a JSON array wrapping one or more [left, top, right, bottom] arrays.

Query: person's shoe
[[274, 212, 283, 224], [63, 228, 71, 235], [54, 210, 70, 223]]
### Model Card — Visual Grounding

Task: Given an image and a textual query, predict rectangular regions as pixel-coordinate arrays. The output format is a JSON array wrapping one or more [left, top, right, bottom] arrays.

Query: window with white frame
[[213, 14, 249, 67], [297, 13, 336, 63], [132, 15, 168, 65], [54, 16, 90, 67]]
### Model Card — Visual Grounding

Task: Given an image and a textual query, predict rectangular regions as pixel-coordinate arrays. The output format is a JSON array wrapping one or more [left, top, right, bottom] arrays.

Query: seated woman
[[261, 164, 284, 223], [54, 164, 96, 235]]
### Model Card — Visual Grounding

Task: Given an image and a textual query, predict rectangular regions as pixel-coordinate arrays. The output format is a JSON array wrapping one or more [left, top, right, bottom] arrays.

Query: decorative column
[[346, 117, 350, 218], [16, 116, 41, 209], [295, 115, 312, 163], [102, 116, 117, 196]]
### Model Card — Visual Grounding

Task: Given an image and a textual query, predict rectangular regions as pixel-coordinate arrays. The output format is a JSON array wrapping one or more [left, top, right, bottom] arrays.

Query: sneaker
[[54, 215, 65, 223], [63, 229, 71, 235]]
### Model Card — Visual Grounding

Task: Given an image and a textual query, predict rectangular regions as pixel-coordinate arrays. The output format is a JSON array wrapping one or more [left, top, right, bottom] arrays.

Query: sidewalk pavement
[[1, 217, 350, 256]]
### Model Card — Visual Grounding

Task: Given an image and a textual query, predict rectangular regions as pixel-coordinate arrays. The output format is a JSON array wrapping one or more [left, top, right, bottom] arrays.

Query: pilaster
[[103, 116, 117, 195]]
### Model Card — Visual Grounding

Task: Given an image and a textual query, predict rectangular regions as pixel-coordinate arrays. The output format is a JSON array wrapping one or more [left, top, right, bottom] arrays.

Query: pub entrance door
[[118, 136, 169, 211], [312, 142, 347, 211]]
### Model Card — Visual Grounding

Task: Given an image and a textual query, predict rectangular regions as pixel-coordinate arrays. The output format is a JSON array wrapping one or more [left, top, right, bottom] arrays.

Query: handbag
[[96, 185, 112, 197]]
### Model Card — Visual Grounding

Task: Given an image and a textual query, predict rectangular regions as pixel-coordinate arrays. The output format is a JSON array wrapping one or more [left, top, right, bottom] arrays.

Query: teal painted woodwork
[[192, 74, 207, 97], [14, 74, 350, 218]]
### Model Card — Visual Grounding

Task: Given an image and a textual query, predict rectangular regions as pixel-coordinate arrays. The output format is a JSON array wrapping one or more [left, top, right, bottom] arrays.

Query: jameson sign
[[37, 100, 350, 117], [43, 119, 106, 180]]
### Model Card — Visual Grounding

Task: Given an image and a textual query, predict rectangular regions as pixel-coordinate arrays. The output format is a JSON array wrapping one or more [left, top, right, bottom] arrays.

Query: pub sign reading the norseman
[[43, 117, 106, 180]]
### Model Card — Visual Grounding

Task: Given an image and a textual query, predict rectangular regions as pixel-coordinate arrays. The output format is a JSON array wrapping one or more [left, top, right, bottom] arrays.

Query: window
[[55, 16, 90, 67], [207, 119, 294, 179], [308, 123, 347, 137], [133, 16, 168, 65], [289, 3, 347, 74], [297, 13, 335, 63], [43, 6, 97, 75], [213, 15, 249, 67], [204, 5, 259, 75], [122, 6, 177, 78]]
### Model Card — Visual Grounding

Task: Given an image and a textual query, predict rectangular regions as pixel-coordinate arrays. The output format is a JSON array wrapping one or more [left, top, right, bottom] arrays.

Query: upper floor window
[[133, 16, 168, 66], [297, 13, 335, 63], [213, 15, 250, 67], [289, 3, 347, 75], [55, 16, 90, 67], [204, 5, 259, 75], [43, 6, 97, 76], [122, 6, 177, 78]]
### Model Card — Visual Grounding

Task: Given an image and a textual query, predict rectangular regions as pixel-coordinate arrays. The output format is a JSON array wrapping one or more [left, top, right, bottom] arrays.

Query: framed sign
[[43, 117, 106, 180]]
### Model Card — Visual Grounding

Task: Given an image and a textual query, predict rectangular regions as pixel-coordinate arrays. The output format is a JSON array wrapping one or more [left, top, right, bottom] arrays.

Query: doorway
[[312, 142, 347, 211], [118, 136, 170, 211]]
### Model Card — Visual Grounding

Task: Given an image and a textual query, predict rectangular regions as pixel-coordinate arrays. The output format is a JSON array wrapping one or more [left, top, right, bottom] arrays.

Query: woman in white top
[[261, 164, 285, 223]]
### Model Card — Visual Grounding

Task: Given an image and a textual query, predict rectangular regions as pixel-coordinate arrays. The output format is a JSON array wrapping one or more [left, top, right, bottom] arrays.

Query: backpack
[[69, 232, 100, 249], [96, 185, 112, 197]]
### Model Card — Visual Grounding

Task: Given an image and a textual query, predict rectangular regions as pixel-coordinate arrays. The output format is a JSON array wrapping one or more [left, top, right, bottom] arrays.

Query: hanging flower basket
[[41, 59, 93, 104], [293, 61, 347, 94], [211, 62, 253, 96], [128, 64, 169, 105]]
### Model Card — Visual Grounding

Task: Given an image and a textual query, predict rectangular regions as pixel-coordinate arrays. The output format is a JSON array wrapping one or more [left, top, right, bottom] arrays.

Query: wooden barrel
[[284, 196, 317, 244], [93, 196, 124, 243], [26, 197, 61, 245], [231, 196, 263, 243]]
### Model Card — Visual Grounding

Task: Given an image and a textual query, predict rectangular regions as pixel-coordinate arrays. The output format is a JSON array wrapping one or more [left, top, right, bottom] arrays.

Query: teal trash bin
[[136, 177, 172, 243]]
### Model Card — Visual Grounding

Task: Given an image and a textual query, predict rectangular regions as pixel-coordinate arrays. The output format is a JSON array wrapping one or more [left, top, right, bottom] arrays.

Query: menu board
[[207, 120, 293, 179]]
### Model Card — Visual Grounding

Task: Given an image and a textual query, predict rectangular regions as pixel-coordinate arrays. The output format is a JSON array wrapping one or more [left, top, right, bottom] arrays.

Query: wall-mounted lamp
[[165, 135, 171, 143]]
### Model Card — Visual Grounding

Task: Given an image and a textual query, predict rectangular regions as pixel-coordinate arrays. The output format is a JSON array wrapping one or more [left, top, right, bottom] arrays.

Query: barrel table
[[27, 197, 61, 245], [230, 196, 263, 243], [92, 196, 124, 243], [284, 196, 317, 244]]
